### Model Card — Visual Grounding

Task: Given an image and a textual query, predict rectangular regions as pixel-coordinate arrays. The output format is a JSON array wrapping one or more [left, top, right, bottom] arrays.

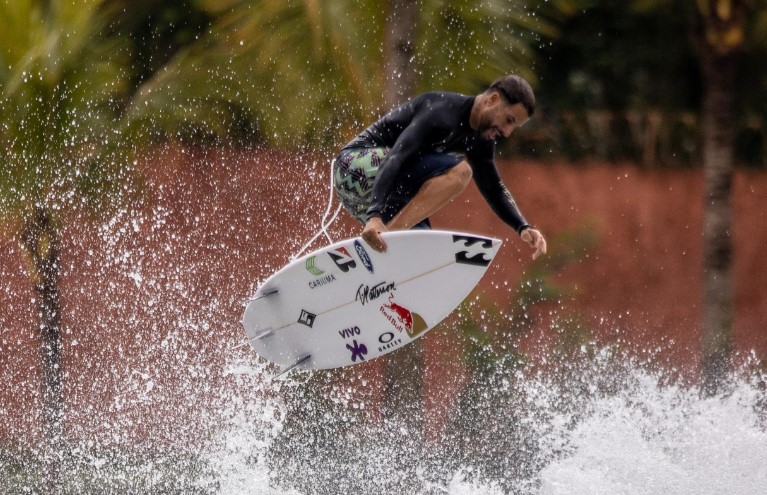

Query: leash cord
[[291, 159, 343, 261]]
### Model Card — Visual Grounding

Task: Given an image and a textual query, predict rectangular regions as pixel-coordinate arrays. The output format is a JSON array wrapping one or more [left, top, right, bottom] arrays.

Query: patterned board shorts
[[333, 147, 462, 226]]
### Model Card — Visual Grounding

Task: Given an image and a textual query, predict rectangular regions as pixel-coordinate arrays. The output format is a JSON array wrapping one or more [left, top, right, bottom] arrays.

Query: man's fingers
[[531, 238, 542, 260], [523, 229, 546, 260], [362, 230, 387, 253], [361, 217, 388, 253], [370, 238, 386, 253], [533, 235, 547, 260]]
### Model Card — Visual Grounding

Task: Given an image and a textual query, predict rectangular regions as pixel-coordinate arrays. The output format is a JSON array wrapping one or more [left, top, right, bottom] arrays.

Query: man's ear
[[487, 91, 501, 107]]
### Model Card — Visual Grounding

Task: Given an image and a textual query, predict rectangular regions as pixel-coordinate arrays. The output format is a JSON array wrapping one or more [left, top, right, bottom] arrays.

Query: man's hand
[[362, 217, 388, 252], [521, 227, 547, 260]]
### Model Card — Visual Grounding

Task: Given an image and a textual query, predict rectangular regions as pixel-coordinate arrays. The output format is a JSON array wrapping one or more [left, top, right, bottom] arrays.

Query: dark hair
[[487, 75, 535, 117]]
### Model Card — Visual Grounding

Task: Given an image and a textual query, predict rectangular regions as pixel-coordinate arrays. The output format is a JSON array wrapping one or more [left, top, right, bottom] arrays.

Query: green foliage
[[122, 42, 260, 146], [527, 0, 767, 166], [5, 1, 767, 167], [541, 4, 699, 112], [456, 220, 599, 377], [416, 0, 554, 94], [144, 0, 576, 149], [188, 0, 385, 146], [0, 0, 132, 217], [102, 0, 213, 87]]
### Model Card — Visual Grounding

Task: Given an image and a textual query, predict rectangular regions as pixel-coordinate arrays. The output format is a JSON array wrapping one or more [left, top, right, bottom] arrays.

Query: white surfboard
[[241, 230, 501, 373]]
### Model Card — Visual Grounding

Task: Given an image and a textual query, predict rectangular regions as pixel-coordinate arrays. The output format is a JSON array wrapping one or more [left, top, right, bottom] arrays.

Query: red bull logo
[[379, 295, 427, 338]]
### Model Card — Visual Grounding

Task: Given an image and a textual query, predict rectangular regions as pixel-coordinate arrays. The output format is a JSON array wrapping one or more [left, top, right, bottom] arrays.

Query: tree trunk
[[692, 0, 749, 396], [699, 50, 735, 396], [382, 0, 420, 110], [381, 0, 423, 436], [21, 206, 64, 490]]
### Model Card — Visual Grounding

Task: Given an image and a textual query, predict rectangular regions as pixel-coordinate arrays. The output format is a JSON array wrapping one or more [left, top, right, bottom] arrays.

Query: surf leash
[[291, 158, 342, 261]]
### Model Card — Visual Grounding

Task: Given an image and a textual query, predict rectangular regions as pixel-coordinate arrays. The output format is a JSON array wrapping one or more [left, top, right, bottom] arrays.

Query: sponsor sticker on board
[[305, 256, 325, 276], [328, 247, 357, 272], [379, 295, 427, 338], [355, 281, 395, 306], [377, 331, 403, 353], [298, 309, 317, 328], [338, 325, 361, 340], [453, 234, 494, 267], [354, 239, 375, 274], [346, 339, 368, 362], [308, 273, 336, 289]]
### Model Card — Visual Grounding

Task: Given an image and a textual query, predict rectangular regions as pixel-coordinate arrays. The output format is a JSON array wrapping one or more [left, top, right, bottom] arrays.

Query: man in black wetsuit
[[334, 74, 547, 259]]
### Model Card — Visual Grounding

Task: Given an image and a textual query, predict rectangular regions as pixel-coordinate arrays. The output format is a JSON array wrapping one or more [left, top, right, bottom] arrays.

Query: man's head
[[487, 75, 535, 117], [472, 75, 535, 141]]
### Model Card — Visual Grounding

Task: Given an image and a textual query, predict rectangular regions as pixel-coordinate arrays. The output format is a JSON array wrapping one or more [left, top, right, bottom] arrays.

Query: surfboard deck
[[241, 230, 501, 372]]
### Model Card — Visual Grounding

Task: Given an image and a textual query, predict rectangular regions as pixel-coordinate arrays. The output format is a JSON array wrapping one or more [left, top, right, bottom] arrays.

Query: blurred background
[[1, 1, 766, 493]]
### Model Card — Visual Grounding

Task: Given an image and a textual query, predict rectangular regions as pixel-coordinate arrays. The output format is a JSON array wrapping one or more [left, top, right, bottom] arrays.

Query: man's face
[[477, 97, 530, 141]]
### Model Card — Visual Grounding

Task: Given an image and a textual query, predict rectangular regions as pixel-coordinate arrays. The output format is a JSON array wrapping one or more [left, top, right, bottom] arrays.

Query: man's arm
[[361, 110, 440, 253], [365, 115, 435, 221], [469, 151, 547, 259], [469, 151, 529, 233]]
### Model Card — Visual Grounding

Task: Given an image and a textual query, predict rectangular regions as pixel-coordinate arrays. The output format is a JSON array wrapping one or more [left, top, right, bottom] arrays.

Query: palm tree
[[167, 0, 569, 148], [630, 0, 766, 393], [0, 0, 133, 488], [693, 0, 754, 395]]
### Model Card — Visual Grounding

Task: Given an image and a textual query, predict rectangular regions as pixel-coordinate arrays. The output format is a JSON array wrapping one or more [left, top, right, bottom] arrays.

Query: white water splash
[[538, 373, 767, 495], [204, 353, 767, 495]]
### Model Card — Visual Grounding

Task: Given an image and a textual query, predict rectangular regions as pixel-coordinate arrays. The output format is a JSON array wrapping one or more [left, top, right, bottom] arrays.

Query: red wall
[[2, 146, 765, 446]]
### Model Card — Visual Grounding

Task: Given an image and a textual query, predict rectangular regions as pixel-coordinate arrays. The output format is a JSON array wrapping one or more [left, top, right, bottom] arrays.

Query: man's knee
[[448, 161, 472, 192]]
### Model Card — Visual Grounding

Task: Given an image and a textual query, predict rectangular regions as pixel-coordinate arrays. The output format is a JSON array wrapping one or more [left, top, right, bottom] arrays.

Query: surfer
[[334, 74, 547, 259]]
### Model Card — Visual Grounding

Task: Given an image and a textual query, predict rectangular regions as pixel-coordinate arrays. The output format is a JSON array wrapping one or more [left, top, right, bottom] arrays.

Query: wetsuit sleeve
[[365, 114, 437, 220], [468, 146, 530, 234]]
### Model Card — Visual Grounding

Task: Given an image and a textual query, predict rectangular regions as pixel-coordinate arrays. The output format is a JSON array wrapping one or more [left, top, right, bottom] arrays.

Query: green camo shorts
[[333, 148, 388, 225], [334, 147, 461, 226]]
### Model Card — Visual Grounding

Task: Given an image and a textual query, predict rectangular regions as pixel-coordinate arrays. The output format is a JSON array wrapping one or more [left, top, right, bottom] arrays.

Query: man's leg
[[334, 148, 388, 225], [387, 161, 472, 230]]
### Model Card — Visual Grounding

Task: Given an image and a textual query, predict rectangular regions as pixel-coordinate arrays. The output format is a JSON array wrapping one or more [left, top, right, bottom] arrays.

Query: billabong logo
[[453, 235, 494, 267], [354, 240, 374, 273], [305, 256, 324, 276], [328, 247, 357, 272]]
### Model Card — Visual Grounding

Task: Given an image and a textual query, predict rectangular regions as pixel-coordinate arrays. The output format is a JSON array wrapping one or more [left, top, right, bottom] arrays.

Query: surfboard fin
[[254, 288, 279, 300], [232, 327, 274, 351], [273, 354, 311, 379], [250, 327, 274, 341], [241, 287, 280, 306]]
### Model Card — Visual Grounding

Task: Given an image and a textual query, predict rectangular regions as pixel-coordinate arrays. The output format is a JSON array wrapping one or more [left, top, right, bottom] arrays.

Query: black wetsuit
[[343, 92, 530, 233]]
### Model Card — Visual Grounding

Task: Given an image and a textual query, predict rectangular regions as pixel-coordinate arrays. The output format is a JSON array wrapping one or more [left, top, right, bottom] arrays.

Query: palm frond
[[0, 0, 131, 217]]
